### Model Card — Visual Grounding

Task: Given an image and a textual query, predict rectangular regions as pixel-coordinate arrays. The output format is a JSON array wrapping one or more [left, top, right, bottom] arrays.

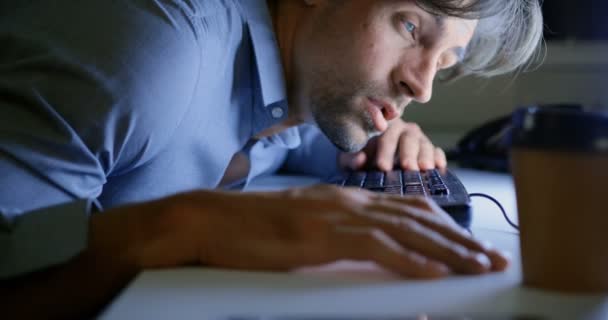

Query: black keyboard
[[328, 169, 472, 228]]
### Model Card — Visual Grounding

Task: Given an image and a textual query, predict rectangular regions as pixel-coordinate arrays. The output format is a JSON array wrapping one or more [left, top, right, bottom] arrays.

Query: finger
[[398, 132, 421, 171], [478, 241, 511, 272], [345, 188, 509, 272], [384, 194, 458, 225], [367, 193, 456, 228], [417, 139, 436, 170], [374, 126, 402, 171], [331, 226, 449, 278], [373, 198, 510, 271], [490, 251, 510, 271], [368, 192, 435, 212], [347, 211, 492, 274], [339, 152, 367, 170], [434, 147, 448, 169]]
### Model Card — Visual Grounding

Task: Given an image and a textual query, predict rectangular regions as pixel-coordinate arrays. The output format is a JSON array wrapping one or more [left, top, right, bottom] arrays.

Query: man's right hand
[[128, 185, 509, 278]]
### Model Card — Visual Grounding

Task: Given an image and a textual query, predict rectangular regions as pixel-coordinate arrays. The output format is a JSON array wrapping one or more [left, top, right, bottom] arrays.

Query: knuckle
[[397, 218, 422, 233], [320, 184, 344, 196], [323, 184, 342, 194], [406, 122, 421, 134], [365, 227, 388, 243], [348, 228, 389, 254], [283, 187, 302, 199], [377, 160, 390, 171], [403, 249, 428, 266], [334, 187, 366, 206], [400, 158, 413, 168], [448, 243, 472, 261], [332, 189, 351, 204], [406, 195, 433, 207]]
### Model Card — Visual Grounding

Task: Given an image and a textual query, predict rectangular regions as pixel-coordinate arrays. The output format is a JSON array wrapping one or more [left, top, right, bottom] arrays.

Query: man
[[0, 0, 543, 318]]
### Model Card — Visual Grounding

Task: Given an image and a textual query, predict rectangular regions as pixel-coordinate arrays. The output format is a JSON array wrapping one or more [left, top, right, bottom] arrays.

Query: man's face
[[295, 0, 478, 152]]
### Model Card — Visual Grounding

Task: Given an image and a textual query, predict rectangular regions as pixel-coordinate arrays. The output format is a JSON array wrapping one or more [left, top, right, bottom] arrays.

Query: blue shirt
[[0, 0, 340, 278]]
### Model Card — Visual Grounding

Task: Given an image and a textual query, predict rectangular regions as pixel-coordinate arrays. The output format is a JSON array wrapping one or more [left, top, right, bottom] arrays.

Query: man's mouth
[[365, 97, 398, 133]]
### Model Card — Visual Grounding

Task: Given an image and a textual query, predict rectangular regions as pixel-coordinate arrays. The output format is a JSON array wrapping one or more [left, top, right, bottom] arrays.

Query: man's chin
[[326, 133, 368, 153], [314, 119, 371, 152], [331, 128, 382, 152], [334, 141, 366, 153]]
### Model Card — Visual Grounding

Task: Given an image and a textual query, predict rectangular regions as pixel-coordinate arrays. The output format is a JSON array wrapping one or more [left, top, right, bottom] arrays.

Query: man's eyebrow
[[429, 14, 467, 62], [433, 14, 446, 32]]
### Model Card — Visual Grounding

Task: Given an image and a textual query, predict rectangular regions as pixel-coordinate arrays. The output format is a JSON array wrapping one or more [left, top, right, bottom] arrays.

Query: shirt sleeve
[[281, 124, 342, 179], [0, 0, 201, 277]]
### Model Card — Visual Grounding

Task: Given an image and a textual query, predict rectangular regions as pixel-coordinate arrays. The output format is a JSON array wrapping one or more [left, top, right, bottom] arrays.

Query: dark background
[[543, 0, 608, 40]]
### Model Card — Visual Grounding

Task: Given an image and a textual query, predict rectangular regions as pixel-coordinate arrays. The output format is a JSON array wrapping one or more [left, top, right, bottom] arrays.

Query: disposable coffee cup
[[510, 106, 608, 293]]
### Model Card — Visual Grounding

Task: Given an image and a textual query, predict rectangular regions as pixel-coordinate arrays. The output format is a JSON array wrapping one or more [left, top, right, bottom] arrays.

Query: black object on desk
[[327, 169, 472, 228], [447, 104, 584, 172]]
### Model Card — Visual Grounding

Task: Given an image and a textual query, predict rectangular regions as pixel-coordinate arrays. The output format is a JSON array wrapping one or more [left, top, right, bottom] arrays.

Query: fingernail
[[377, 161, 388, 171], [499, 250, 512, 261], [474, 253, 491, 269], [481, 241, 494, 251]]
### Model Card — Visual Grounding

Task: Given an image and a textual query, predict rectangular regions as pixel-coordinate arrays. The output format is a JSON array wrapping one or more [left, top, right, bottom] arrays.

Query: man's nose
[[393, 54, 437, 104]]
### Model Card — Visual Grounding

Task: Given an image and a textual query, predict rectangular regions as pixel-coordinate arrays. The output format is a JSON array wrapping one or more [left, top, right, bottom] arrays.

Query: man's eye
[[404, 21, 417, 34]]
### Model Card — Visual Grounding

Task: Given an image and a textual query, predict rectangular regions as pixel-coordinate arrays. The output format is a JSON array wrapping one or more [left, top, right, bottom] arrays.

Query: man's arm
[[1, 224, 137, 320], [1, 201, 166, 319], [2, 197, 201, 319], [2, 187, 510, 319]]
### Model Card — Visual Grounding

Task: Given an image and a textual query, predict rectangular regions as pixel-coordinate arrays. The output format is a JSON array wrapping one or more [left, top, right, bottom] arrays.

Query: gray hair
[[415, 0, 545, 80]]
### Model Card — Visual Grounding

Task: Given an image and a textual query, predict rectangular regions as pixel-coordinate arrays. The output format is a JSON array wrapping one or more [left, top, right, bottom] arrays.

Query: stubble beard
[[309, 78, 383, 153]]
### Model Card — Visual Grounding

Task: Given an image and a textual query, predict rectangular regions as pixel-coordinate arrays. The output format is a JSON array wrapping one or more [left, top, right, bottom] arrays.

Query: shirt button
[[271, 107, 284, 119]]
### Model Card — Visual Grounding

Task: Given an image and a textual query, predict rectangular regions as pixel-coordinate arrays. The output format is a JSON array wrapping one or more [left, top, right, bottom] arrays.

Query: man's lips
[[366, 98, 389, 133], [368, 97, 399, 122], [366, 97, 399, 133]]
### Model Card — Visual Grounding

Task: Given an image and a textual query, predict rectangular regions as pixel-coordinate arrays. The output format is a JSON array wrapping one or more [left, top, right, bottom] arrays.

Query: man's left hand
[[339, 119, 447, 171]]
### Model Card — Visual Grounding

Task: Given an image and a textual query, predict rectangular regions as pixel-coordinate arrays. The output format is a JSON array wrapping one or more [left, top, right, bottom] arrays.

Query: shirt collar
[[239, 0, 301, 149], [239, 0, 287, 107]]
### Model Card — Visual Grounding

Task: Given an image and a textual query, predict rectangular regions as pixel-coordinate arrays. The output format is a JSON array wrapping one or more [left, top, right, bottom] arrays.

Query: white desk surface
[[100, 168, 608, 320]]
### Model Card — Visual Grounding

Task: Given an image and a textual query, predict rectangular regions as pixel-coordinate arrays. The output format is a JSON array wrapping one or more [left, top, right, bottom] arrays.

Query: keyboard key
[[424, 170, 448, 191], [404, 185, 425, 195], [345, 172, 366, 187], [363, 171, 384, 189], [402, 171, 423, 185], [430, 187, 449, 195], [327, 173, 347, 186], [384, 170, 402, 187], [384, 186, 403, 195]]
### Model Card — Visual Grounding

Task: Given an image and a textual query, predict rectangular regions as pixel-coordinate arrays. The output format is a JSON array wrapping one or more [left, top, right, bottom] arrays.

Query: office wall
[[404, 42, 608, 148]]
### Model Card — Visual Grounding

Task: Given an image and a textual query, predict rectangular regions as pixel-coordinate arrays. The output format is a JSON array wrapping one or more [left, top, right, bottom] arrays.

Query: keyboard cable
[[468, 193, 519, 231]]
